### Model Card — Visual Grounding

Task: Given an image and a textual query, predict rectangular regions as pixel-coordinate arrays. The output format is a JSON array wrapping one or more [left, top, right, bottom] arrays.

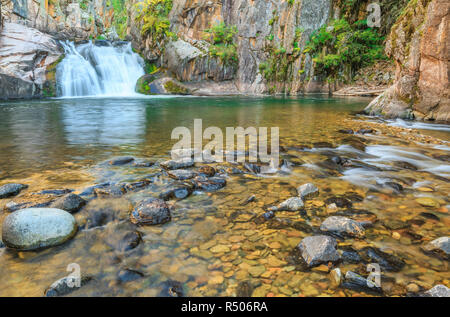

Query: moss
[[164, 80, 189, 95], [203, 22, 238, 66]]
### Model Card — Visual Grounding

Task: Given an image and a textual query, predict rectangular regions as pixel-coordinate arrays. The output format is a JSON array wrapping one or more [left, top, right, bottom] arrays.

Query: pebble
[[0, 183, 28, 199], [297, 183, 319, 200], [416, 197, 440, 208]]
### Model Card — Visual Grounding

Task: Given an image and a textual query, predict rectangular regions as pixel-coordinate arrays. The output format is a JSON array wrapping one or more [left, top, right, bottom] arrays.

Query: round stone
[[130, 198, 171, 225], [2, 208, 78, 250]]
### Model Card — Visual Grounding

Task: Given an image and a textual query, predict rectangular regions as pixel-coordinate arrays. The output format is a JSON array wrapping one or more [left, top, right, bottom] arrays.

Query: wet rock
[[320, 216, 365, 238], [236, 281, 254, 297], [406, 283, 420, 294], [340, 248, 362, 264], [342, 137, 366, 151], [94, 184, 127, 198], [4, 200, 52, 213], [356, 128, 375, 134], [192, 176, 226, 192], [422, 237, 450, 260], [133, 160, 155, 167], [338, 129, 354, 134], [0, 183, 28, 199], [330, 268, 342, 288], [160, 159, 194, 170], [383, 182, 404, 192], [393, 161, 418, 171], [419, 212, 440, 221], [297, 235, 340, 267], [423, 285, 450, 297], [297, 183, 319, 200], [82, 200, 130, 229], [0, 239, 4, 248], [263, 211, 275, 220], [416, 197, 440, 208], [272, 197, 304, 212], [243, 163, 261, 174], [313, 142, 333, 148], [35, 189, 73, 196], [44, 275, 92, 297], [108, 156, 135, 166], [160, 280, 184, 297], [342, 271, 382, 294], [130, 198, 171, 225], [117, 269, 144, 283], [241, 195, 256, 206], [114, 231, 142, 252], [167, 169, 196, 180], [2, 208, 77, 250], [383, 219, 410, 230], [324, 196, 353, 208], [159, 183, 193, 201], [359, 247, 405, 272], [198, 166, 216, 177], [124, 180, 151, 192], [79, 183, 111, 197], [50, 193, 86, 213]]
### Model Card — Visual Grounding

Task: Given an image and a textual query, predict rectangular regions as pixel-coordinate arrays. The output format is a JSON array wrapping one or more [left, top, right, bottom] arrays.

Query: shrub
[[204, 22, 238, 65]]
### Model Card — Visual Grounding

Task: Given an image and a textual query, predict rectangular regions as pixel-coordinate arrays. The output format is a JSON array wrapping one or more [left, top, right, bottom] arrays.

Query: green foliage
[[204, 22, 238, 66], [304, 18, 386, 81], [287, 0, 295, 6], [110, 0, 128, 39], [136, 0, 175, 43]]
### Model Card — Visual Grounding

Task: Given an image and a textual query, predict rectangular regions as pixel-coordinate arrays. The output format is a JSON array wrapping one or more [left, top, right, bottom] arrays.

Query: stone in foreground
[[320, 216, 365, 238], [50, 193, 86, 213], [130, 198, 171, 225], [297, 235, 340, 267], [275, 197, 304, 212], [0, 183, 28, 199], [423, 237, 450, 255], [2, 208, 78, 250], [45, 275, 92, 297], [424, 285, 450, 297], [297, 183, 319, 200]]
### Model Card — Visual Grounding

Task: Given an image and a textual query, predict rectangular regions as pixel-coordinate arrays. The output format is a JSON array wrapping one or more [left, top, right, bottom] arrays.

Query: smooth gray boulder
[[320, 216, 365, 238], [0, 183, 28, 198], [2, 208, 78, 250], [297, 183, 319, 200], [273, 197, 304, 212], [424, 285, 450, 297], [297, 235, 340, 267], [50, 193, 86, 213], [130, 198, 171, 225], [167, 169, 196, 180]]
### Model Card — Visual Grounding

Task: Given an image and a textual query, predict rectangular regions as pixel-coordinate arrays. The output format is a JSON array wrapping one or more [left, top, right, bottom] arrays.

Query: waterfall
[[56, 41, 145, 97]]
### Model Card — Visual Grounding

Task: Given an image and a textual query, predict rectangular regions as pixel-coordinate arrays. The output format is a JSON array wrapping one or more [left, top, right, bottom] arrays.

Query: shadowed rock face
[[365, 0, 450, 122]]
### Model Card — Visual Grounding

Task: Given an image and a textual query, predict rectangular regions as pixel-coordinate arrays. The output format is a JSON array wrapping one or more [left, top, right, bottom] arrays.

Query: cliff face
[[365, 0, 450, 122], [1, 0, 115, 41]]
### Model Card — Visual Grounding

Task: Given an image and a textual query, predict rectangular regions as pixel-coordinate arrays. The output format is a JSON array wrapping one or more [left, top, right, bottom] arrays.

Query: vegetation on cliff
[[305, 19, 386, 82], [203, 22, 238, 66]]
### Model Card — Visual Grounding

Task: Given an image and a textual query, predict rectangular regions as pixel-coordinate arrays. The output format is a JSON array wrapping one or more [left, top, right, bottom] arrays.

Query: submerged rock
[[198, 166, 216, 177], [297, 183, 319, 200], [297, 235, 340, 267], [50, 193, 86, 213], [45, 275, 92, 297], [192, 176, 227, 192], [342, 271, 382, 294], [160, 159, 194, 170], [94, 184, 127, 198], [159, 280, 184, 297], [167, 169, 196, 180], [117, 269, 144, 283], [159, 183, 193, 201], [0, 183, 28, 199], [108, 156, 135, 166], [2, 208, 77, 250], [272, 197, 304, 212], [320, 216, 365, 238], [359, 247, 405, 272], [130, 198, 171, 225]]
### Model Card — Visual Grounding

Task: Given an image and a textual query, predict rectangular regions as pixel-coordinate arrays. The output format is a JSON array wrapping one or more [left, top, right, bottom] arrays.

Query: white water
[[56, 41, 145, 97]]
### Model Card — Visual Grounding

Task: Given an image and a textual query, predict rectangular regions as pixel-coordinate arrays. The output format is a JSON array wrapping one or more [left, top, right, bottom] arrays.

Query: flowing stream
[[56, 41, 145, 97]]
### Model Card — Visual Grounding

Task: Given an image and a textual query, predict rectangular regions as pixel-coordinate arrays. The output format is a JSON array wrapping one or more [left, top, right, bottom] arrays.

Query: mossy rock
[[136, 74, 159, 94], [42, 54, 65, 98], [163, 80, 190, 95]]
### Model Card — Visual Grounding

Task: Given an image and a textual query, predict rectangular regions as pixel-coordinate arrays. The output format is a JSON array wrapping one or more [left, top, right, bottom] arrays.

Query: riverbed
[[0, 96, 448, 297]]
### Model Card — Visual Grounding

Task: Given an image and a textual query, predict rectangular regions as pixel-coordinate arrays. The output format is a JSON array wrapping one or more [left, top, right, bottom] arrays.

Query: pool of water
[[0, 96, 448, 297]]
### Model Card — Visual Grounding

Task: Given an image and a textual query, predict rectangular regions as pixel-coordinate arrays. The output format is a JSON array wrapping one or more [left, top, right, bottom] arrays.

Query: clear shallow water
[[0, 96, 449, 297]]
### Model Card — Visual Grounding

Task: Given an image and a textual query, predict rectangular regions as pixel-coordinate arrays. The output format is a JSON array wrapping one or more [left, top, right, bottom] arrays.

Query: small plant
[[136, 0, 173, 43], [203, 22, 238, 66]]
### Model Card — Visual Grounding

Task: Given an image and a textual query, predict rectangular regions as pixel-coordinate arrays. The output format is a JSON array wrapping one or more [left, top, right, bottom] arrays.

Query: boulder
[[297, 235, 340, 267], [130, 198, 171, 225], [0, 23, 62, 99], [297, 183, 319, 200], [272, 197, 304, 212], [0, 183, 28, 198], [422, 237, 450, 259], [50, 193, 86, 213], [424, 285, 450, 297], [320, 216, 365, 238], [2, 208, 77, 250]]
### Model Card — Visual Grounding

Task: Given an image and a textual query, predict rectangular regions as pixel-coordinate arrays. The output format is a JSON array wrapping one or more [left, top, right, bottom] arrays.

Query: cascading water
[[56, 41, 145, 97]]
